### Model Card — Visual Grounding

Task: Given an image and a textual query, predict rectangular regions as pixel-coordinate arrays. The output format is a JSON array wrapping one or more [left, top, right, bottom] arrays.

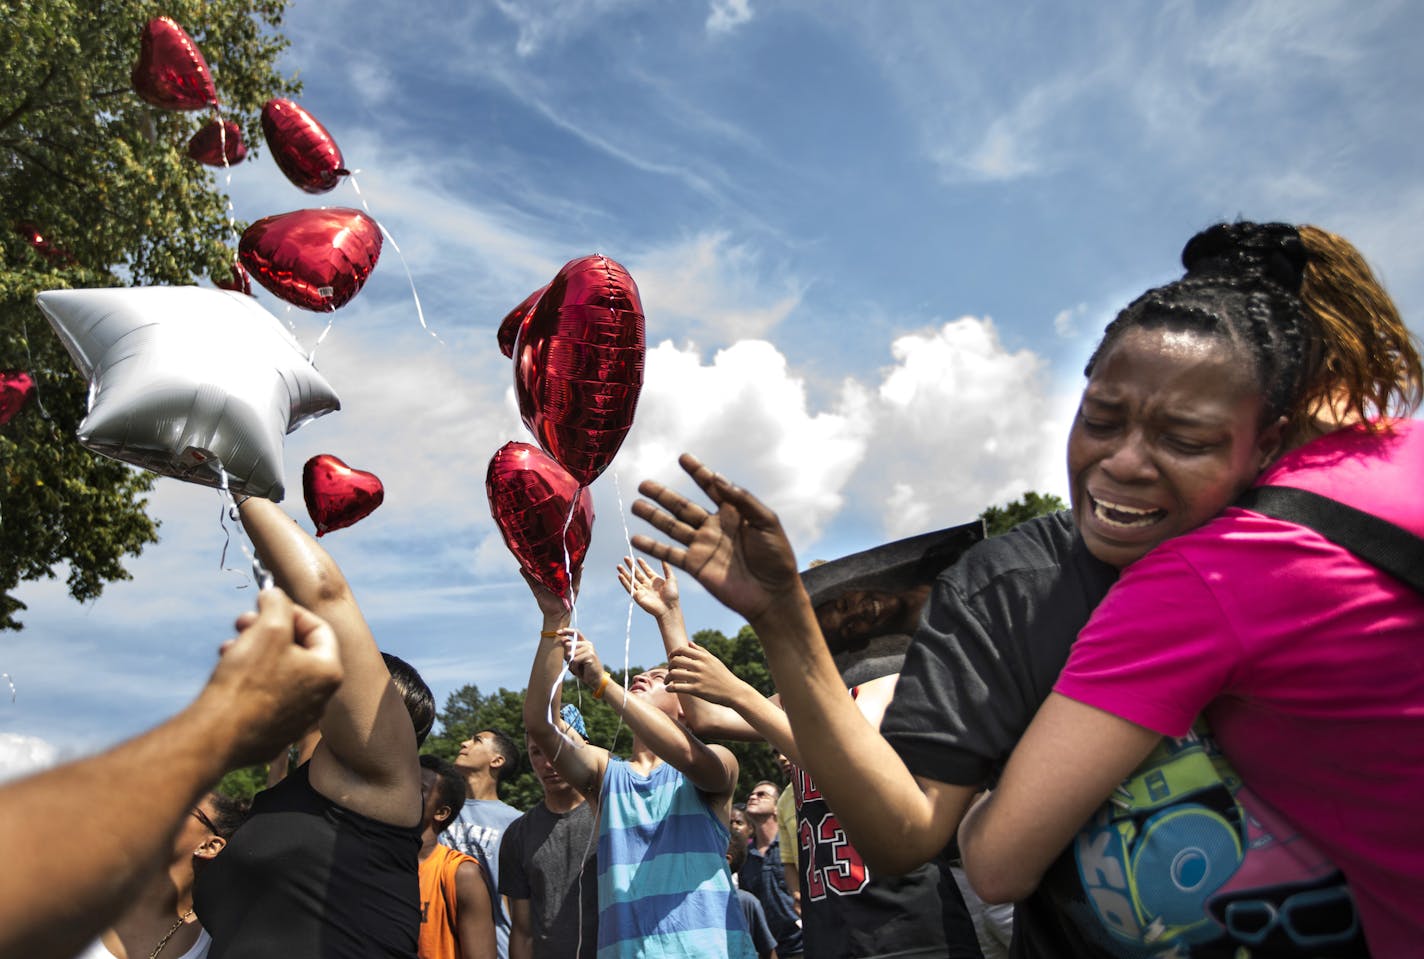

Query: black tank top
[[193, 762, 422, 958]]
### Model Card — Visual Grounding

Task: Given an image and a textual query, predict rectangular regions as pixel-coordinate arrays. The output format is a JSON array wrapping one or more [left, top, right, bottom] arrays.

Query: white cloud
[[612, 339, 870, 546], [632, 232, 803, 345], [707, 0, 754, 35], [1054, 303, 1087, 338], [0, 733, 58, 784], [847, 316, 1065, 537]]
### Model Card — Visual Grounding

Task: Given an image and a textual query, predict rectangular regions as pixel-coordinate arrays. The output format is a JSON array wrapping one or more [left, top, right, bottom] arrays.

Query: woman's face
[[1068, 325, 1283, 569]]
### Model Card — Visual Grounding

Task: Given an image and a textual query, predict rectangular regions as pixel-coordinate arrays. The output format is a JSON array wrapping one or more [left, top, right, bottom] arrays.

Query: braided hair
[[1088, 221, 1422, 448], [1086, 222, 1312, 438]]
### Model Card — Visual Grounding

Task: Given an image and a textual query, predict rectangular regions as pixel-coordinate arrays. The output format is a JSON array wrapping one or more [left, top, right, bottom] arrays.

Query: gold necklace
[[148, 909, 194, 959]]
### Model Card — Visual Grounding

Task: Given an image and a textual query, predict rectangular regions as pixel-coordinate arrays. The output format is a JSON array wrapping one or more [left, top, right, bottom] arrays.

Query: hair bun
[[1181, 221, 1307, 292]]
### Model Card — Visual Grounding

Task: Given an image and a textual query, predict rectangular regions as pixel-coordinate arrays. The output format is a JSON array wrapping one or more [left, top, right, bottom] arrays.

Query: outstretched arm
[[632, 454, 977, 874], [957, 693, 1158, 903], [563, 632, 739, 799], [666, 644, 800, 764], [523, 573, 608, 801], [239, 497, 420, 827], [619, 556, 756, 738], [0, 589, 341, 959]]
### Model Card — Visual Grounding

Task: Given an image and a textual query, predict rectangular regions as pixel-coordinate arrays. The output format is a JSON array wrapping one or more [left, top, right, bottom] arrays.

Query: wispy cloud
[[707, 0, 754, 36], [632, 232, 804, 345]]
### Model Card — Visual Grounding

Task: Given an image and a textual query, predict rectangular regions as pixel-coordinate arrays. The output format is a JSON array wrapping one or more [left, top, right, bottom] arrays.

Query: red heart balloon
[[15, 221, 73, 265], [498, 285, 548, 359], [188, 119, 247, 166], [512, 255, 645, 487], [303, 454, 385, 536], [131, 17, 217, 112], [486, 441, 594, 601], [215, 262, 252, 296], [239, 208, 382, 311], [261, 99, 348, 194], [0, 371, 36, 427]]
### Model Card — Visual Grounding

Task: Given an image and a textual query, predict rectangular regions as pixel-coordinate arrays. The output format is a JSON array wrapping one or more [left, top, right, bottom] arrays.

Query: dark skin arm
[[632, 453, 977, 874], [0, 589, 341, 959]]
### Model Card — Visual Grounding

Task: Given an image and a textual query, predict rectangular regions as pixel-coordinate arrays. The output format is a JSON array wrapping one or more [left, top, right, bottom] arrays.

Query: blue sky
[[4, 0, 1423, 774]]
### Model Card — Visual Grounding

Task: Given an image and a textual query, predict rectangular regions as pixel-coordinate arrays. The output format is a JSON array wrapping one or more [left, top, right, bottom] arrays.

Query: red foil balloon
[[215, 262, 252, 296], [486, 442, 594, 601], [303, 454, 385, 536], [131, 17, 217, 111], [14, 222, 73, 265], [498, 285, 548, 359], [512, 255, 645, 487], [0, 371, 36, 427], [188, 119, 247, 166], [262, 99, 348, 194], [238, 208, 382, 311]]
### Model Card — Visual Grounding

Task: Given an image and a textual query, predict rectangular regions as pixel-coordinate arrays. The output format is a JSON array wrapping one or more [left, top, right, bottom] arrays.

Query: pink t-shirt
[[1056, 420, 1424, 955]]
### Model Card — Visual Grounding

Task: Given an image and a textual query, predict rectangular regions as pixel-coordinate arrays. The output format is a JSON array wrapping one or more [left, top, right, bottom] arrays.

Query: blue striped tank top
[[596, 758, 756, 958]]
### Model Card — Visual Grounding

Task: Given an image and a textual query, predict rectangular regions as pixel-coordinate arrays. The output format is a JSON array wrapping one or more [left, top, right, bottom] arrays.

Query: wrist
[[591, 671, 613, 699], [748, 584, 817, 642]]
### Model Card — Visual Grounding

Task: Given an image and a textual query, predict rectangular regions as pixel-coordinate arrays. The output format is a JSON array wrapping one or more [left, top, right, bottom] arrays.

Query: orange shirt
[[418, 843, 482, 959]]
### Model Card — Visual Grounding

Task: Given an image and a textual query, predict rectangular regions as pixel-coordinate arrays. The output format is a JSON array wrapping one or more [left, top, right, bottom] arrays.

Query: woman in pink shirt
[[958, 232, 1424, 954]]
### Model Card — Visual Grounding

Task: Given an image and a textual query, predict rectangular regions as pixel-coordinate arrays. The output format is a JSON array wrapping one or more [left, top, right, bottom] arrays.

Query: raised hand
[[630, 453, 804, 623], [209, 588, 344, 767], [666, 643, 754, 708], [560, 630, 604, 688], [618, 556, 679, 619], [523, 567, 580, 627]]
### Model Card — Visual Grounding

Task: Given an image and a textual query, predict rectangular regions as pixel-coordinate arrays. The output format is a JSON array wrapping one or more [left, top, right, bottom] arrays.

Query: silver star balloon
[[35, 286, 341, 501]]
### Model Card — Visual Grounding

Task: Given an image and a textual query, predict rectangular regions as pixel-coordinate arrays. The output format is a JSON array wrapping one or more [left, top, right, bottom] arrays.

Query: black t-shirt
[[880, 512, 1369, 959], [194, 762, 422, 959], [881, 511, 1119, 959]]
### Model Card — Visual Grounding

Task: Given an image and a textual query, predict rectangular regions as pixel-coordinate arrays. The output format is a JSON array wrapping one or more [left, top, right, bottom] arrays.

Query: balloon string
[[308, 314, 335, 364], [547, 489, 584, 762], [214, 466, 272, 590], [613, 471, 636, 695], [17, 315, 52, 423], [1, 672, 15, 703], [346, 172, 442, 345], [211, 104, 242, 255]]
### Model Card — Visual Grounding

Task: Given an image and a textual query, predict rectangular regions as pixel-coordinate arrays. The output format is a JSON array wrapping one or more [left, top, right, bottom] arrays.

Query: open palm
[[630, 454, 803, 622]]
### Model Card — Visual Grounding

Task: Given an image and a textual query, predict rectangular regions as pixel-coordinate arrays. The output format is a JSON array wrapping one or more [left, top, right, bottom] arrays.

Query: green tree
[[0, 0, 298, 629], [423, 627, 782, 811], [979, 490, 1067, 537], [216, 763, 269, 801]]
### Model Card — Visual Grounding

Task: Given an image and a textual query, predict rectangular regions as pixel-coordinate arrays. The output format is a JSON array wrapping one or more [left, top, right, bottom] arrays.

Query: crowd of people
[[1, 220, 1419, 959]]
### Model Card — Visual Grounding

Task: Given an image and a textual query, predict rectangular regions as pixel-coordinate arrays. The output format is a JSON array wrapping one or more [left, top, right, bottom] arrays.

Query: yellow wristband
[[591, 672, 612, 700], [540, 630, 562, 638]]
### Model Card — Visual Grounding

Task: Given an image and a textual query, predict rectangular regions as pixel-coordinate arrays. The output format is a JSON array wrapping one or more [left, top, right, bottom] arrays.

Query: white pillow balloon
[[35, 286, 340, 501]]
